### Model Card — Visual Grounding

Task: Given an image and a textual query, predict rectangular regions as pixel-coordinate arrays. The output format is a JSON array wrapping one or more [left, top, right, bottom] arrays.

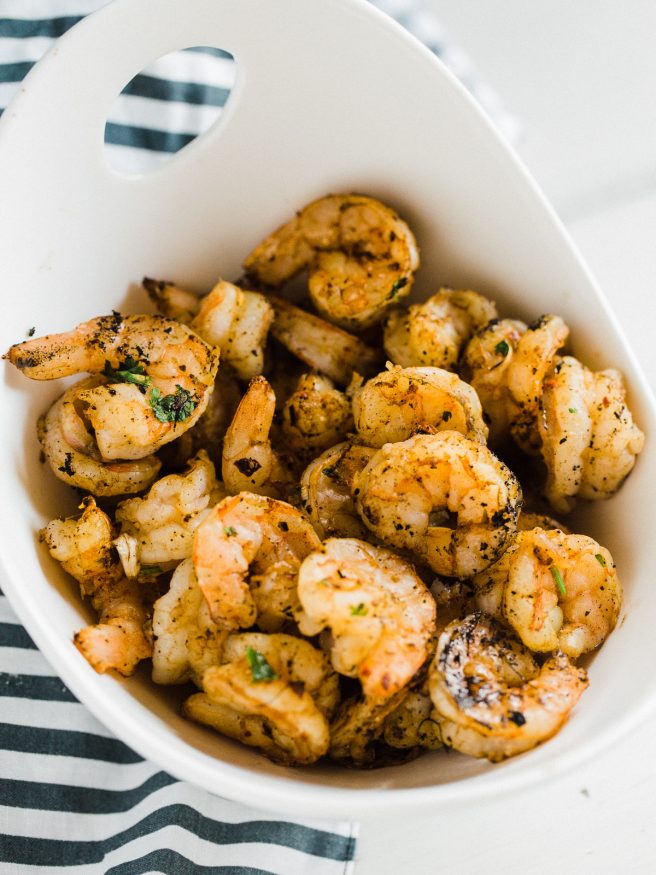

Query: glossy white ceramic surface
[[0, 0, 654, 818]]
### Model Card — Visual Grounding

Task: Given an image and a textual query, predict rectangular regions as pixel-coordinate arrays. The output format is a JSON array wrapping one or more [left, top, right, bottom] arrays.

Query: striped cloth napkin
[[0, 1, 514, 870]]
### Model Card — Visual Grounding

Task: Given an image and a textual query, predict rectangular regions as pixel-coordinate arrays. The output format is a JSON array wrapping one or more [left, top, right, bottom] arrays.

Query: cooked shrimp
[[244, 194, 419, 329], [538, 356, 593, 513], [192, 493, 321, 630], [114, 450, 225, 577], [475, 527, 622, 658], [506, 314, 569, 454], [41, 499, 151, 675], [384, 288, 498, 371], [329, 694, 405, 765], [300, 441, 375, 540], [268, 295, 381, 385], [221, 376, 293, 499], [7, 312, 219, 459], [151, 558, 226, 685], [353, 432, 521, 578], [382, 687, 443, 750], [352, 364, 488, 448], [40, 496, 122, 594], [461, 318, 527, 445], [281, 373, 353, 455], [145, 276, 273, 380], [578, 367, 645, 501], [297, 538, 436, 700], [428, 613, 588, 761], [38, 378, 161, 496], [184, 632, 339, 765]]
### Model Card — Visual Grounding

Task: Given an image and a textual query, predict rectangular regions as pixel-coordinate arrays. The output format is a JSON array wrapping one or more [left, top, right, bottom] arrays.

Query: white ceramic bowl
[[1, 0, 655, 819]]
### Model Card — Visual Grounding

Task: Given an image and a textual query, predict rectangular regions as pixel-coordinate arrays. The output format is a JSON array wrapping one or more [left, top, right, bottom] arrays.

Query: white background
[[356, 2, 656, 872]]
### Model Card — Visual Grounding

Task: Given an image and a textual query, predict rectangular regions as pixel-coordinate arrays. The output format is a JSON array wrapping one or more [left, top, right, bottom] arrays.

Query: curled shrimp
[[192, 492, 321, 630], [300, 441, 375, 540], [353, 432, 521, 578], [7, 312, 219, 459], [221, 376, 293, 499], [268, 295, 381, 386], [384, 288, 498, 372], [145, 277, 273, 381], [151, 558, 227, 685], [329, 694, 405, 765], [428, 613, 588, 761], [243, 194, 419, 329], [382, 687, 443, 751], [506, 314, 569, 454], [461, 318, 527, 445], [297, 538, 436, 700], [281, 373, 354, 456], [352, 364, 488, 448], [114, 450, 225, 577], [184, 632, 339, 765], [38, 378, 161, 496], [578, 367, 644, 501], [41, 498, 151, 675], [474, 527, 622, 659]]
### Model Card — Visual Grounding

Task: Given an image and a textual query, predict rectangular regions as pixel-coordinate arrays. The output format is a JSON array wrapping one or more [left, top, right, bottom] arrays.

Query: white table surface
[[356, 2, 656, 872]]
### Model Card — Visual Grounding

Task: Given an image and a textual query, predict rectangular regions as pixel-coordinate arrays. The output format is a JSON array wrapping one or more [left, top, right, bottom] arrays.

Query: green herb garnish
[[568, 407, 578, 413], [350, 603, 367, 616], [594, 553, 607, 567], [224, 526, 237, 537], [551, 565, 567, 597], [140, 565, 163, 576], [246, 647, 278, 682], [149, 385, 197, 424], [387, 276, 408, 300], [495, 340, 510, 357], [103, 356, 151, 388]]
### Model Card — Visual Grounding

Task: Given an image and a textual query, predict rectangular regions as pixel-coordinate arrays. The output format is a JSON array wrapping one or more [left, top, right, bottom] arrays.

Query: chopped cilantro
[[387, 276, 408, 300], [495, 340, 510, 357], [568, 407, 578, 414], [246, 647, 278, 682], [594, 553, 607, 567], [350, 603, 367, 616], [149, 385, 197, 424], [550, 565, 567, 597], [103, 356, 151, 388], [224, 526, 237, 537]]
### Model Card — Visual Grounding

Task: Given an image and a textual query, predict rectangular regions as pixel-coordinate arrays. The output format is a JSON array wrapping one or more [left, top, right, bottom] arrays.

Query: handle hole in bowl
[[103, 45, 236, 175]]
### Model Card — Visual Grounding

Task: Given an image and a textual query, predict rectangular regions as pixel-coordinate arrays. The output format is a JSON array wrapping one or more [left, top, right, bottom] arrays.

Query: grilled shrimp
[[41, 499, 151, 675], [192, 493, 321, 630], [37, 378, 162, 496], [297, 538, 436, 700], [146, 277, 273, 381], [222, 376, 293, 499], [281, 373, 353, 455], [329, 694, 405, 765], [114, 451, 225, 577], [353, 432, 521, 578], [578, 367, 644, 502], [428, 613, 588, 761], [352, 364, 488, 448], [300, 441, 375, 540], [184, 632, 339, 765], [243, 194, 419, 329], [382, 687, 443, 750], [461, 318, 527, 444], [268, 295, 380, 386], [473, 527, 622, 659], [151, 558, 226, 685], [539, 359, 645, 512], [7, 312, 219, 459], [383, 288, 498, 371], [506, 314, 569, 454]]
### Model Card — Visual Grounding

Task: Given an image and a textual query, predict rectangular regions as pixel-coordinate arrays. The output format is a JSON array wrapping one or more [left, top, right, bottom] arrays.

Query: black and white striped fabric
[[0, 1, 512, 870]]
